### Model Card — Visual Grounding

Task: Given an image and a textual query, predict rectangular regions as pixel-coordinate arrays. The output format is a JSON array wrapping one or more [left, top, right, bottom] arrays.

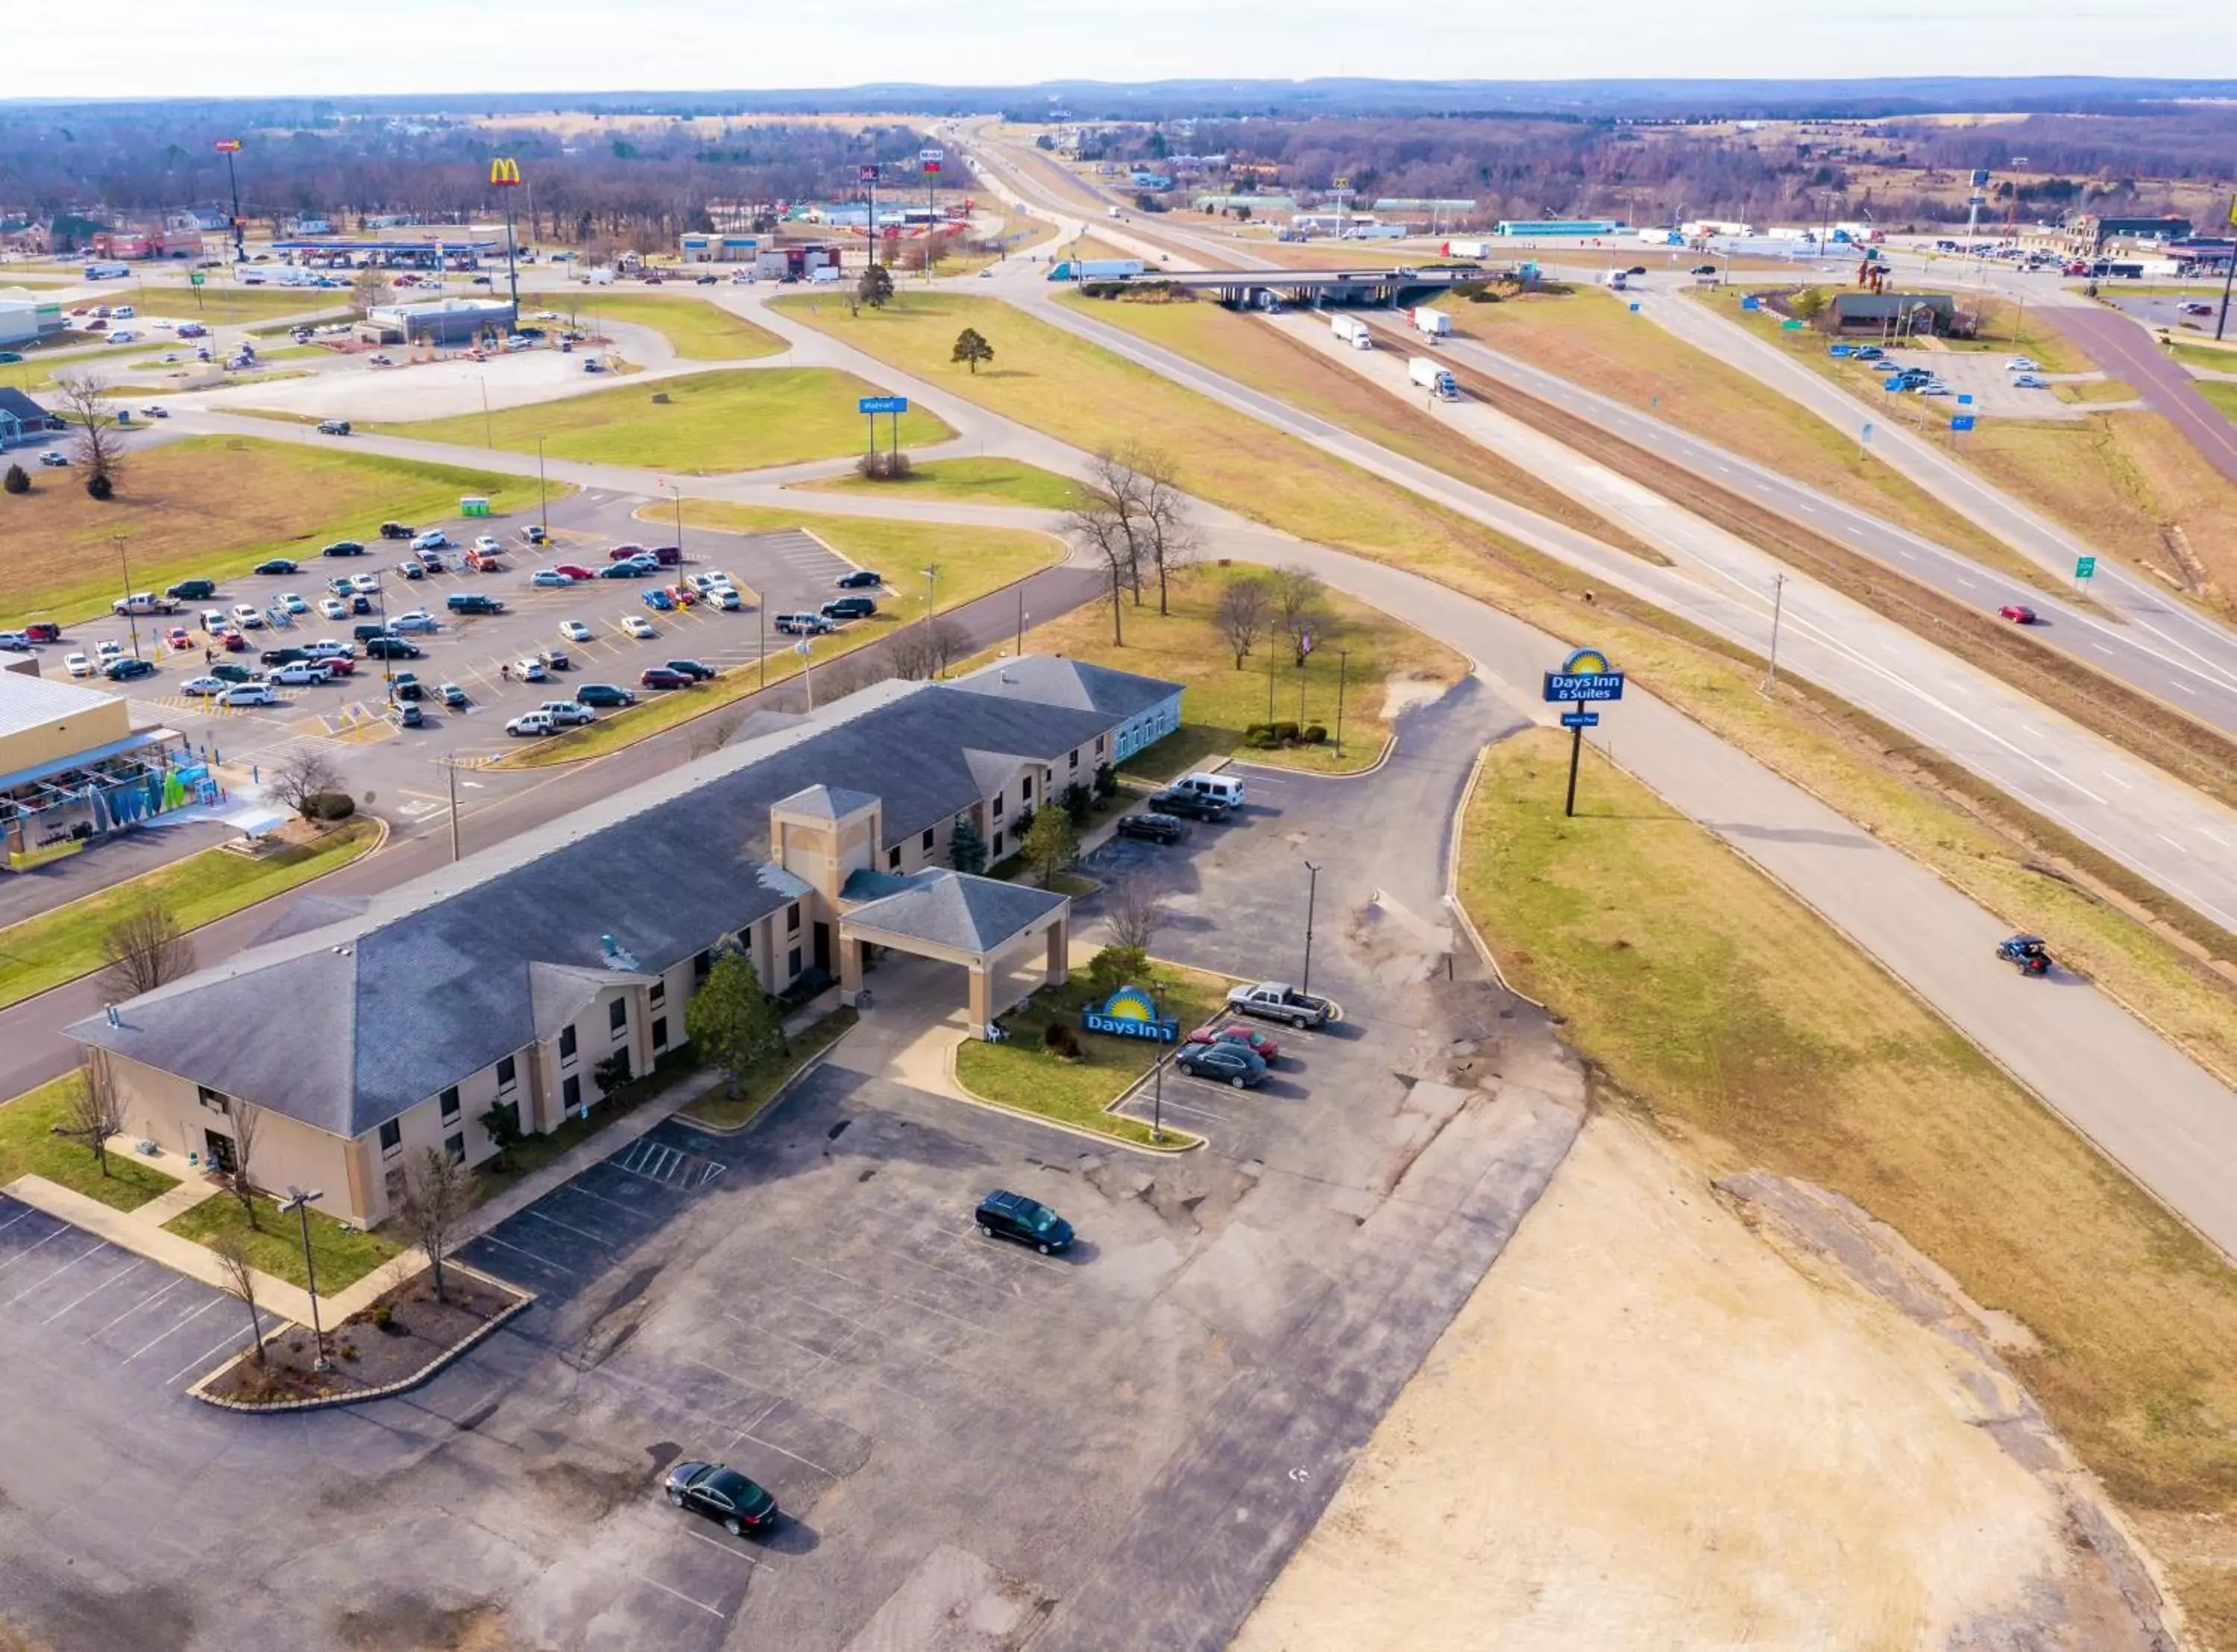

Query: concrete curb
[[187, 1262, 535, 1413], [0, 813, 387, 1018], [1440, 737, 1549, 1011], [671, 1021, 860, 1138], [944, 1038, 1204, 1157]]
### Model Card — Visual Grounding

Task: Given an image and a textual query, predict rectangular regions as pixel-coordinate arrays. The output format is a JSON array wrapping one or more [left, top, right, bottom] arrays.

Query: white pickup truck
[[1225, 981, 1336, 1030], [111, 591, 180, 617]]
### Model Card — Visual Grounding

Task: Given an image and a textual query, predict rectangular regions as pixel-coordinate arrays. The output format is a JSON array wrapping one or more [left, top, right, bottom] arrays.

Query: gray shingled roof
[[845, 871, 1067, 955], [775, 784, 880, 821], [69, 662, 1176, 1138], [950, 656, 1179, 722]]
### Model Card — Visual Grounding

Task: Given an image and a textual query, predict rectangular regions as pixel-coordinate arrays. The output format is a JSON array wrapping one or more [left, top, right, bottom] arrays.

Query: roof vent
[[104, 1003, 121, 1028], [600, 933, 641, 971]]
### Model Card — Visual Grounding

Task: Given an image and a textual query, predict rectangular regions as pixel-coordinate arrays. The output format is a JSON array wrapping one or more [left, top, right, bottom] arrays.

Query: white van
[[1177, 772, 1246, 810]]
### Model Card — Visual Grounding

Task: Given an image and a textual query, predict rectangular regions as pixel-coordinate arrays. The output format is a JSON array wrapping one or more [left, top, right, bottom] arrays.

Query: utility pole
[[860, 162, 881, 277], [922, 564, 941, 675], [215, 139, 245, 262], [758, 602, 767, 689], [2218, 192, 2237, 343], [1015, 589, 1027, 658], [1333, 648, 1348, 754], [535, 434, 549, 533], [1300, 861, 1321, 995], [442, 757, 460, 862], [278, 1187, 330, 1371], [114, 535, 140, 658], [1761, 572, 1788, 693]]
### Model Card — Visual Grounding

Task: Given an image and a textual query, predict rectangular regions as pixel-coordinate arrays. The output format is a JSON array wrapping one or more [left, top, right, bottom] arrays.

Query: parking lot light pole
[[114, 535, 140, 658], [1150, 1047, 1167, 1144], [535, 435, 549, 533], [1016, 590, 1028, 658], [660, 479, 684, 558], [1300, 860, 1321, 996], [1333, 649, 1348, 754], [1761, 571, 1787, 694], [278, 1186, 330, 1370]]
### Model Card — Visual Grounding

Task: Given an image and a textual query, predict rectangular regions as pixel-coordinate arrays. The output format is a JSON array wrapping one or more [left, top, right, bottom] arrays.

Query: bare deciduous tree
[[1065, 451, 1156, 645], [268, 746, 344, 817], [51, 373, 128, 489], [57, 1052, 126, 1178], [97, 901, 196, 1001], [350, 266, 391, 317], [1122, 444, 1198, 617], [394, 1146, 473, 1304], [226, 1099, 262, 1229], [889, 615, 968, 681], [210, 1232, 265, 1367], [1271, 565, 1329, 666], [1104, 879, 1168, 956], [1213, 577, 1272, 669]]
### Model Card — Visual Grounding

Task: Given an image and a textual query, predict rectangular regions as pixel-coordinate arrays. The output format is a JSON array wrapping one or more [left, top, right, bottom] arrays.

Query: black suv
[[819, 596, 877, 622], [379, 521, 415, 540], [363, 637, 422, 661], [575, 682, 638, 708], [664, 659, 717, 681], [1148, 789, 1230, 822], [259, 646, 312, 668], [1116, 812, 1186, 845], [975, 1190, 1074, 1255]]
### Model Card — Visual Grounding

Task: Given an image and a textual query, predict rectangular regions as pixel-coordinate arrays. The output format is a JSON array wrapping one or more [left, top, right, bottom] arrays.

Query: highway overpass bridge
[[1062, 265, 1503, 309]]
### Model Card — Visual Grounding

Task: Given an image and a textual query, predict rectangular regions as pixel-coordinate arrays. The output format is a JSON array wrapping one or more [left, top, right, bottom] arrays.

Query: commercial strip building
[[359, 296, 517, 346], [0, 671, 200, 872], [0, 293, 65, 348], [70, 658, 1186, 1227]]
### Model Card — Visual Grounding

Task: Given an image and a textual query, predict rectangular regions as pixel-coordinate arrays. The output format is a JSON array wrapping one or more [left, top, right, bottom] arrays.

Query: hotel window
[[378, 1119, 402, 1156], [559, 1025, 577, 1063], [1069, 748, 1080, 771], [787, 903, 802, 935], [649, 978, 665, 1006], [444, 1133, 465, 1164], [608, 998, 628, 1032], [992, 792, 1004, 819], [196, 1085, 230, 1116], [1022, 775, 1033, 801], [992, 830, 1004, 857], [922, 827, 935, 853], [787, 946, 802, 977], [562, 1074, 581, 1112], [496, 1055, 517, 1089], [439, 1086, 460, 1121], [694, 949, 713, 983], [888, 845, 902, 870], [1097, 734, 1107, 754], [652, 1016, 669, 1051]]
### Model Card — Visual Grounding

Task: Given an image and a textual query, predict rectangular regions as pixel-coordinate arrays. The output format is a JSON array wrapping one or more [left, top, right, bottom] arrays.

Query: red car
[[1186, 1023, 1281, 1062], [554, 564, 597, 582], [23, 623, 63, 644], [608, 543, 650, 562], [315, 657, 356, 678], [640, 666, 692, 690], [1998, 603, 2038, 625]]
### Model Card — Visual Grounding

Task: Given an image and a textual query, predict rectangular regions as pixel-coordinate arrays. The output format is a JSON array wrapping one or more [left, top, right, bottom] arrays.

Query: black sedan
[[102, 656, 157, 681], [663, 1461, 780, 1536], [321, 540, 366, 558], [252, 558, 300, 576], [834, 568, 883, 590], [1115, 812, 1186, 845], [664, 658, 717, 681]]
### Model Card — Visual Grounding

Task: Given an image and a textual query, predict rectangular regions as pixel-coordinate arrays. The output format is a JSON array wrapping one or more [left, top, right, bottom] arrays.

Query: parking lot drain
[[828, 1119, 852, 1140]]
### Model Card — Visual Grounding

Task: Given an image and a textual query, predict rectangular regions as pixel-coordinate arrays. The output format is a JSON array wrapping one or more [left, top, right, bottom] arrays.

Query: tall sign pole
[[215, 139, 245, 262], [2217, 192, 2237, 344], [1542, 647, 1626, 819], [489, 158, 523, 316], [919, 148, 943, 279], [859, 163, 881, 272]]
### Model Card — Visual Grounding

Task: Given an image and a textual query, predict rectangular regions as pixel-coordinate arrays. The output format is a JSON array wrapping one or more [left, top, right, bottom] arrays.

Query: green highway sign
[[189, 272, 204, 286], [2074, 555, 2098, 581]]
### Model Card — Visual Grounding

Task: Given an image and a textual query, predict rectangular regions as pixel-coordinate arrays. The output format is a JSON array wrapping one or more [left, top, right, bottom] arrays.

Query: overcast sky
[[3, 0, 2230, 100]]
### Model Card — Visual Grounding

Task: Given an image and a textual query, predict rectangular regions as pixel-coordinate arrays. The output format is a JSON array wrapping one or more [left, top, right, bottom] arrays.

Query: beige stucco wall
[[0, 692, 131, 776], [106, 1051, 365, 1225]]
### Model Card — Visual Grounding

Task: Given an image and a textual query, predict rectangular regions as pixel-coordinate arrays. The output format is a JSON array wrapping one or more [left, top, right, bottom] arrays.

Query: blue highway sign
[[858, 396, 909, 414]]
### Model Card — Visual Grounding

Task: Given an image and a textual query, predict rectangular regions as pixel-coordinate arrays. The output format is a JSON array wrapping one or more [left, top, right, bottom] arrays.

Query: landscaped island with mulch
[[199, 1264, 527, 1407]]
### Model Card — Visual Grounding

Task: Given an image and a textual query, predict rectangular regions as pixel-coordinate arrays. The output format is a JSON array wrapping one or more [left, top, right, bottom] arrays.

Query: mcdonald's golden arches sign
[[489, 157, 523, 188]]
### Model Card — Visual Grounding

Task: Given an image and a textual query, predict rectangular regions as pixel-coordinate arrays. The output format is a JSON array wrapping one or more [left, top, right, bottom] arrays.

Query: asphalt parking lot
[[0, 675, 1582, 1652]]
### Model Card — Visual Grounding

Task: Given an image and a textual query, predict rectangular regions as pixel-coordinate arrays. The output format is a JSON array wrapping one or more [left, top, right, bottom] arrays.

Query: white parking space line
[[42, 1258, 145, 1326], [0, 1207, 39, 1239], [632, 1574, 727, 1620], [521, 1205, 614, 1246], [555, 1179, 661, 1220], [685, 1528, 776, 1570], [84, 1276, 183, 1341], [0, 1226, 68, 1281], [122, 1296, 220, 1363], [781, 1255, 992, 1334], [167, 1310, 267, 1387], [4, 1238, 110, 1308], [473, 1232, 576, 1276]]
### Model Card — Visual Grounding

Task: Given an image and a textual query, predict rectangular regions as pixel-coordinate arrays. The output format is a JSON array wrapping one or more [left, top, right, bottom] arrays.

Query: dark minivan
[[819, 596, 877, 622], [975, 1190, 1073, 1255], [574, 683, 638, 708], [167, 578, 218, 601]]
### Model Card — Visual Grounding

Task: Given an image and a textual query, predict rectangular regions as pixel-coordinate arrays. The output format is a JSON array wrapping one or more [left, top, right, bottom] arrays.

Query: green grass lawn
[[0, 1074, 180, 1212], [1, 436, 557, 629], [954, 964, 1224, 1150], [2200, 380, 2237, 425], [0, 358, 57, 391], [796, 456, 1086, 510], [374, 368, 953, 474], [1456, 727, 2237, 1647], [166, 1189, 402, 1293], [962, 562, 1467, 778], [497, 507, 1061, 766], [555, 293, 786, 360], [683, 1008, 859, 1130], [2169, 341, 2237, 373], [0, 820, 380, 1010], [107, 286, 347, 326]]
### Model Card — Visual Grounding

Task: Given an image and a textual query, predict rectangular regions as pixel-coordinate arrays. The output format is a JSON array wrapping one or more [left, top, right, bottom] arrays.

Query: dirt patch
[[336, 1596, 513, 1652], [526, 1456, 648, 1524], [1378, 671, 1447, 722], [1234, 1113, 2177, 1652]]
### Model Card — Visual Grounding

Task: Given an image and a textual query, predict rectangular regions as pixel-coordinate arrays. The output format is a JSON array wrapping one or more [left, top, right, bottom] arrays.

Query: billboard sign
[[858, 164, 881, 185], [1083, 986, 1177, 1043]]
